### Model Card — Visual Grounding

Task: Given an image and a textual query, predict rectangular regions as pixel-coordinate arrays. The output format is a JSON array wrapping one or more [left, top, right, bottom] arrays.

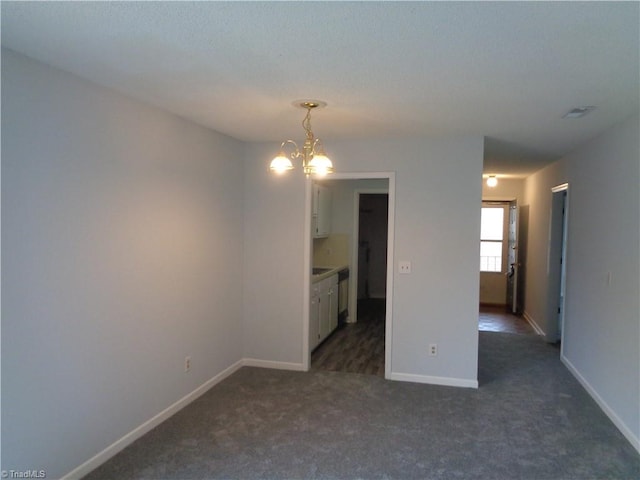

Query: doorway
[[305, 173, 395, 378], [356, 193, 389, 319], [479, 201, 510, 307], [479, 199, 531, 335], [547, 183, 569, 346]]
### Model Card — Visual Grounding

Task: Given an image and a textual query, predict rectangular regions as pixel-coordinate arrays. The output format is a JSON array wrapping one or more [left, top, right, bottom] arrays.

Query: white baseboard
[[61, 358, 481, 479], [388, 371, 478, 389], [524, 312, 638, 452], [61, 360, 244, 480], [561, 354, 640, 454], [241, 358, 306, 371], [62, 358, 308, 478], [522, 310, 545, 336]]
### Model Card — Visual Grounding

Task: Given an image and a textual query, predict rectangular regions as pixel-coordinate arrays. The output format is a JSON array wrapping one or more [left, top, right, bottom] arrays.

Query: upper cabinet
[[312, 182, 332, 238]]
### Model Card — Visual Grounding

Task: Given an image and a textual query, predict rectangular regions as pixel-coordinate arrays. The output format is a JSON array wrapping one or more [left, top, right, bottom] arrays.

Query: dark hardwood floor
[[311, 299, 386, 377], [479, 305, 536, 335], [311, 300, 536, 378]]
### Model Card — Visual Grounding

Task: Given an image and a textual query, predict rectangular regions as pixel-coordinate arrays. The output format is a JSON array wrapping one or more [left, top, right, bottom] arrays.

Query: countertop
[[311, 265, 349, 283]]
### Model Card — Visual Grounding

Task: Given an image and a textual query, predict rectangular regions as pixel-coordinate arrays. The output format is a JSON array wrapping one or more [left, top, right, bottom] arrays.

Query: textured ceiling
[[2, 1, 638, 177]]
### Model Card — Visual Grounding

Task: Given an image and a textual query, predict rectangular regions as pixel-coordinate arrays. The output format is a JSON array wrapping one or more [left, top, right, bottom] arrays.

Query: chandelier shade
[[269, 152, 294, 174]]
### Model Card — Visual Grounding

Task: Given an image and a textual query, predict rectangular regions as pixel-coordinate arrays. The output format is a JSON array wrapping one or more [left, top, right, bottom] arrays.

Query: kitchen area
[[310, 179, 389, 356], [310, 181, 349, 351]]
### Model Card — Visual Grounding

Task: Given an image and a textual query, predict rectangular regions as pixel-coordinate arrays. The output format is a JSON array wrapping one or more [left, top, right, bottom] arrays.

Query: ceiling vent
[[563, 106, 596, 119]]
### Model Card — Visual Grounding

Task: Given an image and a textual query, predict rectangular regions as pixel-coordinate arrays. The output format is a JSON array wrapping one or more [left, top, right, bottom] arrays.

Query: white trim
[[385, 174, 396, 379], [389, 371, 479, 389], [301, 177, 312, 371], [551, 182, 569, 193], [61, 360, 244, 480], [522, 310, 545, 336], [561, 355, 640, 453], [241, 358, 306, 371]]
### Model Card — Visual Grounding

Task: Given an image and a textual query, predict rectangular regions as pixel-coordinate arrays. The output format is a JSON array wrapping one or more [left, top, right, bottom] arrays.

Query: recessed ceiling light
[[563, 106, 596, 119]]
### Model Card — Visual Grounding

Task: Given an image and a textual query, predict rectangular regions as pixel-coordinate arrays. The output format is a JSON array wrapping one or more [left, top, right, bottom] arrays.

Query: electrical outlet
[[399, 261, 412, 274], [429, 344, 438, 356], [184, 356, 192, 372]]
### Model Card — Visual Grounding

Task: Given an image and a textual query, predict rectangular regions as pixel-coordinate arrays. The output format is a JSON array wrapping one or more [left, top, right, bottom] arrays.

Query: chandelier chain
[[302, 107, 314, 142]]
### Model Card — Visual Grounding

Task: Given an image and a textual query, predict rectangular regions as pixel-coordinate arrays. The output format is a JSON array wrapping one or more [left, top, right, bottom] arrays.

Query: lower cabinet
[[310, 274, 339, 351], [310, 294, 320, 350]]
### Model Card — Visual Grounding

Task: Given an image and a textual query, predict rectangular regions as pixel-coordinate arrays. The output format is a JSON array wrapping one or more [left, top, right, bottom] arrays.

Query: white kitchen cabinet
[[312, 182, 331, 238], [310, 273, 339, 351], [327, 274, 339, 333], [318, 275, 335, 341], [310, 293, 320, 351]]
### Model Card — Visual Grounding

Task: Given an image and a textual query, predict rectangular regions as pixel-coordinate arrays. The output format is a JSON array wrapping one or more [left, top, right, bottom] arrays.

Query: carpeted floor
[[84, 332, 640, 479]]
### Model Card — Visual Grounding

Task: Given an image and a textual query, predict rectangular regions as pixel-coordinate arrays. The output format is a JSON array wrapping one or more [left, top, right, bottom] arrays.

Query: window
[[480, 206, 505, 272]]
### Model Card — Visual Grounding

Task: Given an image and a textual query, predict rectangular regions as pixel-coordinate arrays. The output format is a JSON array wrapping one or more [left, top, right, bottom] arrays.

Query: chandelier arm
[[280, 139, 302, 159]]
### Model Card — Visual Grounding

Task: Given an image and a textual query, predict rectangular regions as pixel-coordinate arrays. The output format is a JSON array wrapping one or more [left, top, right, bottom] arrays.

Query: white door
[[506, 201, 519, 313]]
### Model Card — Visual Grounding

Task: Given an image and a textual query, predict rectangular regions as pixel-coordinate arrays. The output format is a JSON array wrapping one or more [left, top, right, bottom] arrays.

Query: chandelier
[[269, 100, 334, 176]]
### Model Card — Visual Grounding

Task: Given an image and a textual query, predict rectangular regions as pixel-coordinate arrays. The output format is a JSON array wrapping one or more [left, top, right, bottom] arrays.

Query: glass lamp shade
[[306, 153, 334, 176], [270, 154, 294, 174], [486, 176, 498, 187]]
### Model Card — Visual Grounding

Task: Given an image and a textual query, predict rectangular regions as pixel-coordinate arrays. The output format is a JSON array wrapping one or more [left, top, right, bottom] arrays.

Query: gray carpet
[[84, 332, 640, 479]]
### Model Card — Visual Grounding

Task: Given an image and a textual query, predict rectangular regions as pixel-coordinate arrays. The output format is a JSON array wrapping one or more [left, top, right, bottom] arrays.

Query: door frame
[[302, 171, 396, 379], [547, 183, 569, 348], [507, 199, 519, 313]]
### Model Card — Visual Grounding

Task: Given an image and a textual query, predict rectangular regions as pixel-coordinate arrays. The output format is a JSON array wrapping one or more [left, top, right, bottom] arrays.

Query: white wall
[[311, 179, 371, 269], [243, 137, 484, 386], [242, 149, 307, 366], [1, 50, 245, 478], [522, 160, 567, 331], [523, 114, 640, 449]]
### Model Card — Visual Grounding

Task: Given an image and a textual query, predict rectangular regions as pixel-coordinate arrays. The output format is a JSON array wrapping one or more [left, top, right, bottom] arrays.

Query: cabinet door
[[318, 278, 331, 341], [313, 183, 331, 238], [310, 294, 320, 351], [328, 275, 339, 332]]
